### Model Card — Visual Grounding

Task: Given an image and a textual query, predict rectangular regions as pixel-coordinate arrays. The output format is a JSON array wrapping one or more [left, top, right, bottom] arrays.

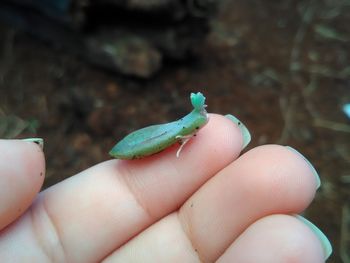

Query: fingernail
[[285, 146, 321, 189], [294, 215, 332, 260], [21, 138, 44, 150], [225, 114, 251, 149]]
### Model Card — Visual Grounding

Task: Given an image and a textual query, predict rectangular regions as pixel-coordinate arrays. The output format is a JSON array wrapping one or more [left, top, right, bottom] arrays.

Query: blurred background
[[0, 0, 349, 261]]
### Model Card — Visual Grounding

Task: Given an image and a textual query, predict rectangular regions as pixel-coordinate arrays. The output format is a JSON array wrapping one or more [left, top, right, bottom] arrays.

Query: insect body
[[109, 92, 209, 159]]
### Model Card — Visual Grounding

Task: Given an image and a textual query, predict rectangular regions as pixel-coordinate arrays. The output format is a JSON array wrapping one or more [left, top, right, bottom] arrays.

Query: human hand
[[0, 114, 332, 262]]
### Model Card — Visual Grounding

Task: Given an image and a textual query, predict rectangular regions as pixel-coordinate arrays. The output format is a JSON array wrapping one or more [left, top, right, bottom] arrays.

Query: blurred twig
[[313, 118, 350, 133], [302, 74, 319, 118], [314, 24, 349, 42], [298, 65, 350, 80], [277, 94, 298, 144], [289, 0, 316, 72]]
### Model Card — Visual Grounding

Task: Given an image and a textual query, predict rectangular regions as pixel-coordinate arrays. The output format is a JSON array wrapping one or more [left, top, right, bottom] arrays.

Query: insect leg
[[175, 134, 194, 157]]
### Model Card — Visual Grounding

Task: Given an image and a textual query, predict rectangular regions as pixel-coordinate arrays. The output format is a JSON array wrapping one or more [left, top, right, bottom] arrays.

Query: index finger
[[0, 114, 246, 262]]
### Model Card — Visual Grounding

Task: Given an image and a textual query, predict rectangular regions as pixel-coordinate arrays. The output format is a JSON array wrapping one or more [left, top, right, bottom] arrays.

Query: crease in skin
[[116, 161, 158, 222], [30, 195, 67, 262], [173, 212, 204, 263], [177, 203, 207, 263], [102, 213, 203, 263]]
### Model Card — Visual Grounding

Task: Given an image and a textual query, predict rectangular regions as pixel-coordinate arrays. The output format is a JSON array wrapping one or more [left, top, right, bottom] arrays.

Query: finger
[[102, 215, 329, 263], [178, 145, 320, 262], [0, 114, 245, 263], [217, 214, 330, 263], [0, 139, 45, 230], [103, 145, 320, 262]]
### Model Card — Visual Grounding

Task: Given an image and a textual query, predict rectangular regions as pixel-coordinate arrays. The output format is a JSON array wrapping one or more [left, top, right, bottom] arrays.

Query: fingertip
[[204, 114, 244, 158], [21, 138, 44, 150], [0, 139, 45, 229], [218, 214, 326, 263], [285, 146, 321, 189], [240, 145, 319, 200], [294, 215, 332, 260], [20, 138, 46, 183], [224, 114, 251, 150]]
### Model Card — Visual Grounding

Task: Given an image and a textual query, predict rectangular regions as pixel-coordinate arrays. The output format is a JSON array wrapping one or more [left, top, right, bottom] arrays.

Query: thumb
[[0, 139, 45, 230]]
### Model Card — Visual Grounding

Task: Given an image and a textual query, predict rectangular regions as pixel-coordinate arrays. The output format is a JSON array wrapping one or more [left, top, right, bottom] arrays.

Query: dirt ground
[[0, 0, 349, 261]]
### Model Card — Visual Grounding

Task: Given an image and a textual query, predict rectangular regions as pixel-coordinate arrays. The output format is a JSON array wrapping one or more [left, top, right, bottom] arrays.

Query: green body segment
[[109, 92, 208, 159]]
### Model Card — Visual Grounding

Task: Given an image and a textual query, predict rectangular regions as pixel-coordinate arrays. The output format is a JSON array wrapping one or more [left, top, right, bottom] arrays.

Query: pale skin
[[0, 114, 326, 262]]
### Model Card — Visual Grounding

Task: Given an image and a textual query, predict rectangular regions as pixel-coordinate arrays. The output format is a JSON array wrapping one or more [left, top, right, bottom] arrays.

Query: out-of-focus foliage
[[0, 110, 39, 138]]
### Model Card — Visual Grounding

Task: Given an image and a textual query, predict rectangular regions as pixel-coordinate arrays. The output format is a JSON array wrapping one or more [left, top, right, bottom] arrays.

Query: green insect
[[109, 92, 209, 159]]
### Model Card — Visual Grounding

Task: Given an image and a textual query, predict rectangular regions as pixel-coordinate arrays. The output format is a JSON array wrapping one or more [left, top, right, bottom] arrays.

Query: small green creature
[[109, 92, 209, 159]]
